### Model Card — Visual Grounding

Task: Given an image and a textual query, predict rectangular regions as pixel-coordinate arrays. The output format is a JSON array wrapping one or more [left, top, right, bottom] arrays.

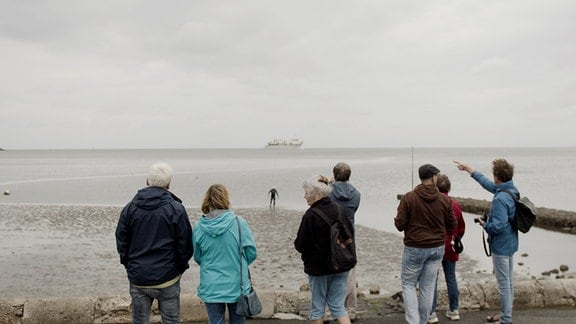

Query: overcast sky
[[1, 0, 575, 149]]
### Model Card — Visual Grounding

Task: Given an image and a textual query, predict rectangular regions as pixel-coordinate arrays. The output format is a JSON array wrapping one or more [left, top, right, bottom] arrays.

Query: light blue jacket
[[471, 171, 519, 256], [193, 210, 257, 303]]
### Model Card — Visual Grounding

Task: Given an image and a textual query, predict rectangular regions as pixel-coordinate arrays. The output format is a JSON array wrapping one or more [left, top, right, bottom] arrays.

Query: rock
[[3, 190, 10, 196], [559, 265, 569, 272], [518, 262, 524, 266], [550, 269, 560, 274], [521, 253, 528, 257]]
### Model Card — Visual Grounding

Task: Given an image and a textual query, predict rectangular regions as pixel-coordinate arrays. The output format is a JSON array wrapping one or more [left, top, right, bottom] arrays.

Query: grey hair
[[147, 162, 173, 188], [302, 175, 332, 197]]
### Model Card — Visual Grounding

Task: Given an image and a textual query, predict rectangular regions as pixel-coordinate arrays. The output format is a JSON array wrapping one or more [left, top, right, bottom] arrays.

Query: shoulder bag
[[235, 216, 262, 317]]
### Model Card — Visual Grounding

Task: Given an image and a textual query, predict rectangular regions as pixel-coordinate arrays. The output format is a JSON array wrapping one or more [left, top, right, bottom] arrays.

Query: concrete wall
[[1, 278, 575, 323]]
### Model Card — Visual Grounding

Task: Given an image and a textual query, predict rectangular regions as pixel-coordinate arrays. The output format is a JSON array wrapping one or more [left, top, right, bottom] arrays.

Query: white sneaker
[[427, 312, 439, 324], [445, 309, 460, 321]]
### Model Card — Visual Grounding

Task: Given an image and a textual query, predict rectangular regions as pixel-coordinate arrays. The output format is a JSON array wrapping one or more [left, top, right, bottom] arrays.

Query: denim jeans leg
[[130, 285, 153, 324], [442, 260, 459, 311], [401, 246, 424, 324], [431, 268, 439, 315], [204, 302, 226, 324], [493, 254, 514, 323], [345, 268, 357, 317], [326, 271, 349, 319], [418, 246, 444, 324], [157, 281, 181, 324], [228, 303, 246, 324], [308, 274, 329, 320]]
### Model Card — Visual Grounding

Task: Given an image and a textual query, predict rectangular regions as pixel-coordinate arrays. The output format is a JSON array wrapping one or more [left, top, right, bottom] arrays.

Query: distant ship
[[265, 138, 303, 149]]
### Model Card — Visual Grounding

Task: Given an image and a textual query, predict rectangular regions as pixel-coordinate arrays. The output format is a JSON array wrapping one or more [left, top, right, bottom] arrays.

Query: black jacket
[[294, 196, 353, 275], [116, 186, 193, 286]]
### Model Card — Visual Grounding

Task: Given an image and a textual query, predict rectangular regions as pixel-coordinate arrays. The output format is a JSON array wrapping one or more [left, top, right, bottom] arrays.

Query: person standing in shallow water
[[394, 164, 456, 324], [115, 162, 193, 324], [454, 159, 518, 324], [268, 187, 279, 208], [328, 162, 361, 321]]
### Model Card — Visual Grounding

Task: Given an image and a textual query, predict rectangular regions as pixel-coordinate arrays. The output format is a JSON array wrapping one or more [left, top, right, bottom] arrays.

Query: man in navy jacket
[[116, 162, 193, 324]]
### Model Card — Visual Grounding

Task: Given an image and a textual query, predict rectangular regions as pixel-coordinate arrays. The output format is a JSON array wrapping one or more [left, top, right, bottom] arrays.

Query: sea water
[[1, 147, 575, 276]]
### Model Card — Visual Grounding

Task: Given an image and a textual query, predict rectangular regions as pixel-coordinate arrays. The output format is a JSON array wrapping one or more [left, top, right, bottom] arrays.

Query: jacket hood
[[196, 210, 236, 237], [414, 183, 441, 202], [330, 182, 359, 202], [132, 186, 181, 210]]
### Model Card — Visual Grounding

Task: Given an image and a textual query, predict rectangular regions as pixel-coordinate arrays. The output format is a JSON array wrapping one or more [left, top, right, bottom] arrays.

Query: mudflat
[[0, 205, 489, 299]]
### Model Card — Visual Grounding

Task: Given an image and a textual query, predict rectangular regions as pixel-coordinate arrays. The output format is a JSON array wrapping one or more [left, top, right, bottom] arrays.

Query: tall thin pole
[[411, 146, 414, 189]]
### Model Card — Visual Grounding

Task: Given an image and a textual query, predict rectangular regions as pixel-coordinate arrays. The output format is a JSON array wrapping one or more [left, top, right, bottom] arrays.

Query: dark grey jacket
[[116, 186, 193, 286]]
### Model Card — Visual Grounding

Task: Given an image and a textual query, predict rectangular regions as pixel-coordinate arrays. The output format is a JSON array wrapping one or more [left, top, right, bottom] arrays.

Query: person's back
[[115, 162, 193, 324], [328, 162, 361, 321], [428, 174, 466, 323], [395, 183, 453, 248], [394, 164, 456, 324], [192, 184, 258, 324]]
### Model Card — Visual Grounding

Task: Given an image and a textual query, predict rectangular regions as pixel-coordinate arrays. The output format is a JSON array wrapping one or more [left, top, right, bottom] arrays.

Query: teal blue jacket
[[193, 210, 257, 303]]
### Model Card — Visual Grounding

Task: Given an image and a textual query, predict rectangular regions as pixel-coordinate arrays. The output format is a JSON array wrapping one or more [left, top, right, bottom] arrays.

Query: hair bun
[[317, 175, 330, 185]]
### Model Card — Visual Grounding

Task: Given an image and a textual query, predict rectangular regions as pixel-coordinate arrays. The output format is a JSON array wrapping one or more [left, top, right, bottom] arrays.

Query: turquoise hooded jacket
[[193, 210, 257, 303]]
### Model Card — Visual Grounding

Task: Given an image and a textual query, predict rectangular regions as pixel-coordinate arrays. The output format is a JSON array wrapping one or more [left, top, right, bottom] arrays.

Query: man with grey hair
[[116, 162, 193, 324], [328, 162, 361, 321]]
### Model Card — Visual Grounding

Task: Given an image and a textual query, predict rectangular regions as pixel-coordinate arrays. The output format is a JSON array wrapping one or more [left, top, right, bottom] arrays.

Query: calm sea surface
[[1, 147, 575, 276]]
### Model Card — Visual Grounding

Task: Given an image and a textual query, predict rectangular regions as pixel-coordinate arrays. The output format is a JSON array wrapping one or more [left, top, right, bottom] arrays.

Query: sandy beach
[[0, 204, 491, 299]]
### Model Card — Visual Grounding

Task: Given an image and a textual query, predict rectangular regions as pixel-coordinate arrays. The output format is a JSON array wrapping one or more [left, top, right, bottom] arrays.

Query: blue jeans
[[129, 280, 180, 324], [493, 254, 514, 324], [308, 271, 349, 320], [432, 260, 459, 313], [401, 245, 444, 324], [204, 302, 246, 324]]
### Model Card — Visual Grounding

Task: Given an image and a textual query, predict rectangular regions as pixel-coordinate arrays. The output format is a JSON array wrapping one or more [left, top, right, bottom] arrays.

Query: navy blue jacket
[[116, 186, 193, 286]]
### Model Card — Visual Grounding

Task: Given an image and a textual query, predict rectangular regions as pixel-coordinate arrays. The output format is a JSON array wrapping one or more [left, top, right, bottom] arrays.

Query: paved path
[[242, 307, 575, 323]]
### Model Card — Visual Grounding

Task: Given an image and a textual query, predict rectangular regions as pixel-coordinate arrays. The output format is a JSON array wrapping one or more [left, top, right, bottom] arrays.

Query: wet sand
[[0, 205, 490, 299]]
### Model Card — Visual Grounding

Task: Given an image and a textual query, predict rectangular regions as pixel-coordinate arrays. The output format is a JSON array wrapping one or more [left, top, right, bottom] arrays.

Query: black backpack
[[503, 190, 537, 233], [312, 204, 357, 273]]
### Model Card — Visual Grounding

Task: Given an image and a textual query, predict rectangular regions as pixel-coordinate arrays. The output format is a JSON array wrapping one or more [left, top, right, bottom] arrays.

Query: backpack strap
[[501, 189, 519, 225], [311, 204, 344, 226], [311, 207, 332, 226], [311, 204, 352, 244], [502, 189, 520, 201]]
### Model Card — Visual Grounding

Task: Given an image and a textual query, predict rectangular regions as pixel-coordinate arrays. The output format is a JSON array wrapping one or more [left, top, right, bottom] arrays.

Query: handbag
[[452, 235, 463, 254], [235, 217, 262, 317]]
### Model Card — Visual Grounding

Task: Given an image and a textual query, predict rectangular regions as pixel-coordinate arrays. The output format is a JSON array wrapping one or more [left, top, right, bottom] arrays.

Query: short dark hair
[[492, 159, 514, 182], [436, 174, 451, 193], [333, 162, 351, 182]]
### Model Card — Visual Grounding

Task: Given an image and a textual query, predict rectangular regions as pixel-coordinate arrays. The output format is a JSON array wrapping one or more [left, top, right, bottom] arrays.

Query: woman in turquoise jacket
[[193, 184, 257, 324]]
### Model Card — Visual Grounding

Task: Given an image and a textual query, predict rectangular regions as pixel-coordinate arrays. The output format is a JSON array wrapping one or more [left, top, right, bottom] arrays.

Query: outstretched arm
[[453, 160, 474, 174]]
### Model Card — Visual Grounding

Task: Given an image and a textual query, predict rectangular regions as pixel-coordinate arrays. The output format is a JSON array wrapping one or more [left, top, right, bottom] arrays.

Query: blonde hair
[[201, 184, 231, 214]]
